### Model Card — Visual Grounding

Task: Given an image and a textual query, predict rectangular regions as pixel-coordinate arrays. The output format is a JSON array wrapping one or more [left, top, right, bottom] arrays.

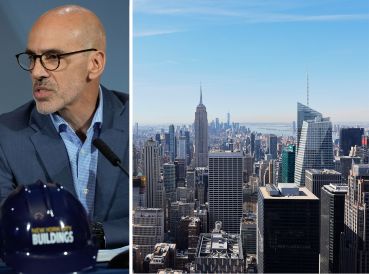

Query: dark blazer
[[0, 85, 129, 248]]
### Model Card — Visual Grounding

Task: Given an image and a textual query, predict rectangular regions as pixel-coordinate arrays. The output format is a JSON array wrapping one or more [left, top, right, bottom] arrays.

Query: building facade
[[143, 138, 161, 208], [294, 116, 334, 186], [320, 184, 348, 273], [340, 164, 369, 273], [195, 223, 244, 273], [257, 184, 319, 273], [339, 127, 364, 156], [194, 88, 208, 168], [305, 169, 341, 199], [281, 144, 295, 183], [208, 152, 243, 233]]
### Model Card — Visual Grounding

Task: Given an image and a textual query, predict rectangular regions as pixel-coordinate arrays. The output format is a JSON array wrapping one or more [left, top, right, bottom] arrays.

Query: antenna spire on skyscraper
[[200, 82, 203, 105], [307, 72, 309, 107]]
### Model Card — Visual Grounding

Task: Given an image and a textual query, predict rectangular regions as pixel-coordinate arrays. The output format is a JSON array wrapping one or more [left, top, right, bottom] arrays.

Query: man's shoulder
[[0, 100, 35, 130], [101, 85, 129, 106]]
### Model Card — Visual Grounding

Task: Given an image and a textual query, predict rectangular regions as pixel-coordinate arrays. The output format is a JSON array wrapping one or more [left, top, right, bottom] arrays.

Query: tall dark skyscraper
[[254, 139, 261, 161], [268, 134, 278, 159], [339, 127, 364, 156], [194, 88, 208, 167], [297, 102, 322, 147], [184, 130, 191, 165], [169, 124, 176, 161], [257, 184, 319, 273], [320, 184, 347, 273], [250, 132, 255, 156]]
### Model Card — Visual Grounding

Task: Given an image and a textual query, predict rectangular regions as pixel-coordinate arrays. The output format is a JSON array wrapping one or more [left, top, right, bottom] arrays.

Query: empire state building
[[194, 87, 208, 167]]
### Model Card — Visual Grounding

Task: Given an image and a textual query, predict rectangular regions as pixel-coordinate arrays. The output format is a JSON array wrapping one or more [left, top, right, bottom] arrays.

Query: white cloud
[[134, 29, 184, 38]]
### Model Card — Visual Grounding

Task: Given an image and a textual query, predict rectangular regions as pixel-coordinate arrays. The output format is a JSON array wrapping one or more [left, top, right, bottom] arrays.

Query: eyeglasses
[[15, 48, 97, 71]]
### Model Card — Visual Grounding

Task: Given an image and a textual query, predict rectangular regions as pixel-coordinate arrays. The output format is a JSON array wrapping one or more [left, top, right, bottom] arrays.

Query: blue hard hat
[[0, 181, 97, 273]]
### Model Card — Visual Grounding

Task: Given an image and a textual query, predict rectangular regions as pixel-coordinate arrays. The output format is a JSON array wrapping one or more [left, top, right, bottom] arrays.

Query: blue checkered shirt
[[50, 88, 103, 215]]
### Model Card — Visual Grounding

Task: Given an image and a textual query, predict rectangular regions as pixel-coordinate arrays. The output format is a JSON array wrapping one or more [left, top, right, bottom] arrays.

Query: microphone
[[92, 138, 129, 176]]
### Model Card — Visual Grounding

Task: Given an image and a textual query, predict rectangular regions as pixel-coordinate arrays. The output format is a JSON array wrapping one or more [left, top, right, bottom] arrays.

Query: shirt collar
[[50, 86, 104, 133]]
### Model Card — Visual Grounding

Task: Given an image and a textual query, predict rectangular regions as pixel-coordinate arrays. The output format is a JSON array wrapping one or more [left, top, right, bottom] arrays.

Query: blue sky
[[133, 0, 369, 125]]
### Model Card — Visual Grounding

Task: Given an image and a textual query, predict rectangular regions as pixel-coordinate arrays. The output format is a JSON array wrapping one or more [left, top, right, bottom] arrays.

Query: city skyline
[[133, 0, 369, 124]]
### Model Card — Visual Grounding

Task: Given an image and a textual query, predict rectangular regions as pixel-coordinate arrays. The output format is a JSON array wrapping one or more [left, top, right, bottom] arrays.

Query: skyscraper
[[297, 102, 322, 147], [257, 184, 319, 273], [305, 169, 341, 199], [208, 152, 243, 233], [250, 132, 255, 156], [254, 138, 261, 161], [294, 116, 334, 186], [339, 127, 364, 156], [169, 124, 176, 161], [340, 164, 369, 273], [320, 184, 348, 273], [163, 163, 176, 202], [268, 134, 278, 159], [194, 87, 208, 168], [184, 130, 191, 165], [177, 135, 187, 160], [143, 138, 161, 208], [281, 144, 295, 183]]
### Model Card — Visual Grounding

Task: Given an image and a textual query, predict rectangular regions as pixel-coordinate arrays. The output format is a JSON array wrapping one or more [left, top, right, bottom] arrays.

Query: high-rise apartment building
[[208, 152, 243, 233], [133, 208, 165, 266], [194, 89, 208, 168], [257, 184, 319, 273], [294, 116, 334, 186], [320, 184, 348, 273], [340, 164, 369, 273], [143, 138, 161, 208]]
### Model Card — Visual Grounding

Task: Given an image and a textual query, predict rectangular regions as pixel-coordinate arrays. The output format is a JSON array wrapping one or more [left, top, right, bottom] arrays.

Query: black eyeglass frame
[[15, 48, 98, 71]]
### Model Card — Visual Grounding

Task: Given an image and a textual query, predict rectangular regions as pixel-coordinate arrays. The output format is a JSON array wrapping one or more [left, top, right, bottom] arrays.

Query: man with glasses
[[0, 5, 128, 249]]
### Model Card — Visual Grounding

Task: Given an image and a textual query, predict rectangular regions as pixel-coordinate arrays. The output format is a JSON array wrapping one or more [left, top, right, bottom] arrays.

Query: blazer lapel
[[94, 87, 128, 220], [29, 109, 76, 197]]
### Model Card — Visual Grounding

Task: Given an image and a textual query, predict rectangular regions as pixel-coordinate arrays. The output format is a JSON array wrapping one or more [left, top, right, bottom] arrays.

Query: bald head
[[30, 5, 106, 52]]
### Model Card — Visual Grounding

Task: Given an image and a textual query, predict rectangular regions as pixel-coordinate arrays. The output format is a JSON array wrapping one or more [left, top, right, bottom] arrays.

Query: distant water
[[240, 123, 294, 136]]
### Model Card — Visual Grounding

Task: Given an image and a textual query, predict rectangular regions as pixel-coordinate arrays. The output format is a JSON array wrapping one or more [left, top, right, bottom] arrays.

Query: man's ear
[[87, 51, 105, 80]]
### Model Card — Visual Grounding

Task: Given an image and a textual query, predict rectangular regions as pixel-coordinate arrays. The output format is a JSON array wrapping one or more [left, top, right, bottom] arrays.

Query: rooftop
[[323, 184, 348, 193], [306, 169, 341, 175], [260, 186, 318, 200], [197, 232, 242, 259], [209, 151, 244, 158]]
